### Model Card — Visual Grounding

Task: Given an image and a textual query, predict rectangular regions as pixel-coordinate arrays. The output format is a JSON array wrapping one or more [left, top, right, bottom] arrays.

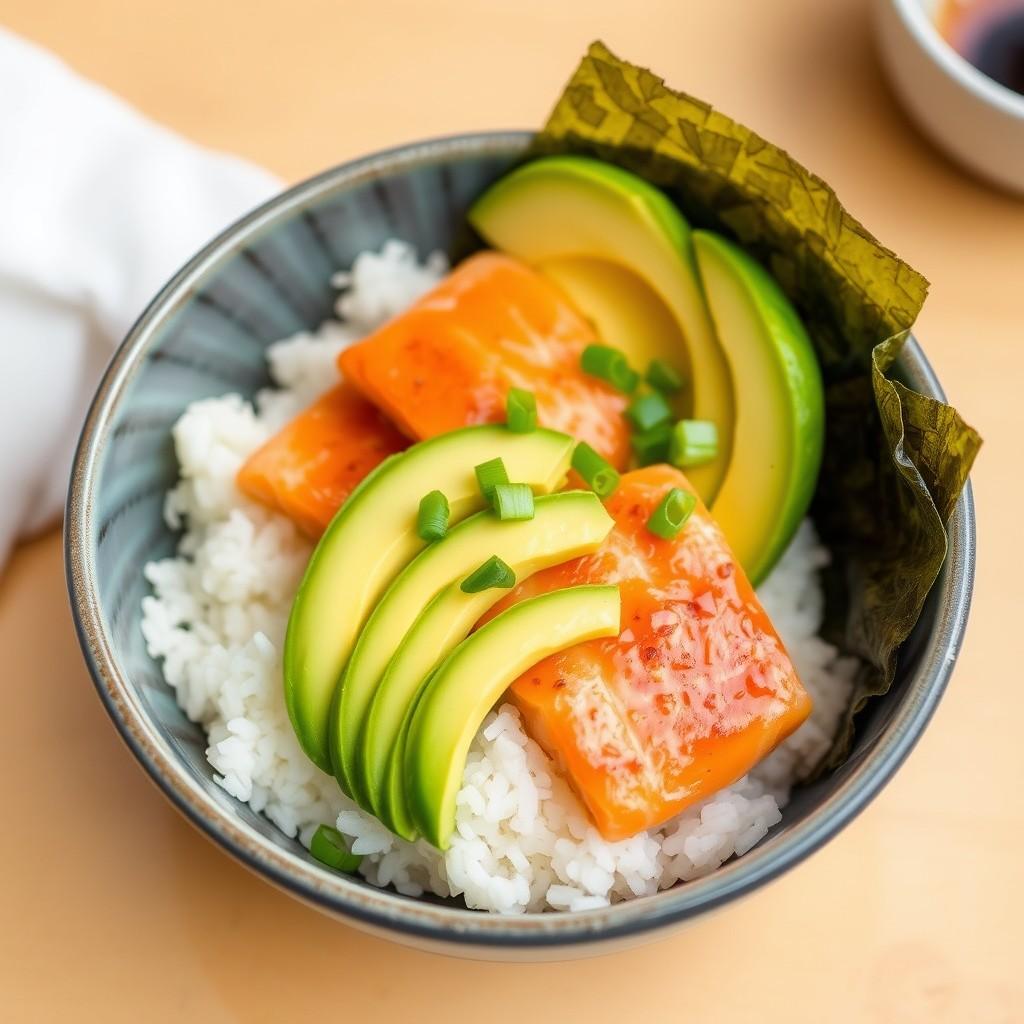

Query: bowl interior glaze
[[66, 132, 975, 960]]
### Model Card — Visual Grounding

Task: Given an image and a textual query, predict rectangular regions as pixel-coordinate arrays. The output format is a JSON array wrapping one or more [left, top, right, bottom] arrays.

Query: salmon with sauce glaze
[[488, 465, 812, 841], [236, 382, 407, 537], [338, 252, 632, 468]]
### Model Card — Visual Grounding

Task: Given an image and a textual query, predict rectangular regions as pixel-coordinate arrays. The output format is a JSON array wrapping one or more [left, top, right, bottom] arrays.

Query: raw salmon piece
[[338, 252, 631, 467], [491, 465, 812, 841], [237, 382, 407, 536]]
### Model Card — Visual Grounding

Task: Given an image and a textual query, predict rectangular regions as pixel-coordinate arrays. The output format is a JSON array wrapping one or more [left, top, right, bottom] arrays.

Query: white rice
[[141, 240, 858, 914]]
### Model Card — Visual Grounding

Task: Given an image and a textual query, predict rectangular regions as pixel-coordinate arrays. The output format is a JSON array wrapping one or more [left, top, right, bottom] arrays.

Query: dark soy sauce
[[937, 0, 1024, 96]]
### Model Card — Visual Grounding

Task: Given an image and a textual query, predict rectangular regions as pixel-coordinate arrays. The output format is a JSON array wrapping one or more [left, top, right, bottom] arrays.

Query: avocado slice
[[692, 231, 824, 583], [469, 155, 734, 502], [284, 425, 573, 772], [333, 490, 612, 803], [372, 584, 485, 840], [539, 256, 691, 414], [404, 585, 621, 850], [357, 490, 614, 828]]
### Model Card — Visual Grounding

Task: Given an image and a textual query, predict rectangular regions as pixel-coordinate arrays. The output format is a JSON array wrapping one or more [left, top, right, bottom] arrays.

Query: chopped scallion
[[580, 344, 640, 393], [492, 483, 535, 521], [647, 487, 697, 540], [626, 391, 673, 433], [571, 441, 620, 498], [474, 457, 509, 501], [310, 825, 362, 872], [646, 358, 684, 395], [416, 490, 450, 542], [506, 388, 538, 433], [631, 422, 673, 466], [669, 419, 719, 468], [460, 555, 517, 594]]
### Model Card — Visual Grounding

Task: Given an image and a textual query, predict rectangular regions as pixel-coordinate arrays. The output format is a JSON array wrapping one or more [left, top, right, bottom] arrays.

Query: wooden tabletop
[[1, 1, 1019, 1020]]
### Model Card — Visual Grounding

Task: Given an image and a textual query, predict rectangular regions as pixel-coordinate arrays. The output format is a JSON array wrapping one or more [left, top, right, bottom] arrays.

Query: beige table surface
[[1, 0, 1020, 1020]]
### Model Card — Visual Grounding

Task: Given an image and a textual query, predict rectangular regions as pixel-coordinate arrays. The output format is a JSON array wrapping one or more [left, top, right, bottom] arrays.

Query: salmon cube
[[237, 382, 407, 536], [492, 465, 812, 841], [338, 252, 631, 467]]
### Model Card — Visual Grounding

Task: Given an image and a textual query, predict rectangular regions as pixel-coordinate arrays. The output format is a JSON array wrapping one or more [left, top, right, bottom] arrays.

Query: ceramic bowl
[[874, 0, 1024, 193], [65, 132, 976, 961]]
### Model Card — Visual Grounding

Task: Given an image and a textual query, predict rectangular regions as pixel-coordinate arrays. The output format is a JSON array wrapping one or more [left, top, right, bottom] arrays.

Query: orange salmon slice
[[338, 251, 631, 467], [490, 465, 812, 841], [236, 381, 407, 536]]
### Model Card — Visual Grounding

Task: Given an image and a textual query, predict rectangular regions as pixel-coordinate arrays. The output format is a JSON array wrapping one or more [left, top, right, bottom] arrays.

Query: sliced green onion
[[310, 825, 362, 872], [571, 441, 620, 498], [580, 344, 640, 393], [646, 358, 684, 395], [474, 457, 509, 501], [647, 487, 697, 540], [460, 555, 516, 594], [631, 422, 673, 466], [506, 387, 538, 433], [626, 391, 673, 433], [669, 419, 719, 468], [492, 483, 535, 520], [417, 489, 450, 542]]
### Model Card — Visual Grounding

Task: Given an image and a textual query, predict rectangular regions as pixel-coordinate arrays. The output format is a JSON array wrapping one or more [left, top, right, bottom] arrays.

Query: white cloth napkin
[[0, 28, 282, 568]]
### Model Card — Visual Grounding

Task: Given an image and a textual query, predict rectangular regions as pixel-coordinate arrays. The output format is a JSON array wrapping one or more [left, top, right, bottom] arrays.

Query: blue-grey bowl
[[65, 132, 976, 961]]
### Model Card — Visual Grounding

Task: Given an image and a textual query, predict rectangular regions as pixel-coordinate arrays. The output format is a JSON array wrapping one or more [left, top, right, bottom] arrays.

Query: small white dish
[[873, 0, 1024, 193]]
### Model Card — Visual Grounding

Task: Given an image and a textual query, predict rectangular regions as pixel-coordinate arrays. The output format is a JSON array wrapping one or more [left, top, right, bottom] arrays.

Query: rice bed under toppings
[[140, 241, 857, 914]]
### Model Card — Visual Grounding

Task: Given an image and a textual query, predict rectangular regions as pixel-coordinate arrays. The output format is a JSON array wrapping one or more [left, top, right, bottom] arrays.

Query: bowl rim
[[65, 130, 976, 951], [887, 0, 1024, 119]]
